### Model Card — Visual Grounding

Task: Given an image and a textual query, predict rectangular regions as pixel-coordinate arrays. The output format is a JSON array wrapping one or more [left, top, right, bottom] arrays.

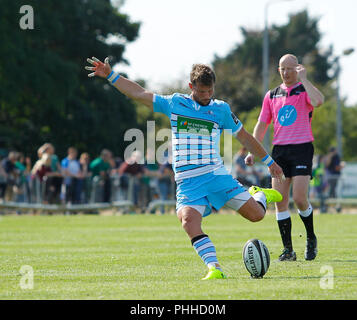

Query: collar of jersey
[[280, 82, 302, 91]]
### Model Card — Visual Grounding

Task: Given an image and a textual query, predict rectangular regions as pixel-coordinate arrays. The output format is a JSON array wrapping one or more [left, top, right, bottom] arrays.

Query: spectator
[[1, 151, 20, 201], [0, 160, 7, 201], [109, 155, 123, 174], [38, 143, 63, 203], [37, 144, 46, 159], [233, 147, 263, 187], [78, 152, 91, 203], [38, 143, 62, 173], [14, 153, 32, 203], [233, 147, 253, 187], [114, 156, 124, 169], [325, 147, 345, 199], [142, 148, 160, 212], [32, 153, 52, 182], [157, 160, 175, 214], [107, 155, 124, 202], [31, 153, 61, 204], [79, 152, 91, 176], [118, 150, 145, 210], [89, 149, 112, 202], [61, 147, 81, 204], [310, 155, 328, 213]]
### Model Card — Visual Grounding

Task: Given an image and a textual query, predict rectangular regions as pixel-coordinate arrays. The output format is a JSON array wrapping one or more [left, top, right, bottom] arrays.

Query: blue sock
[[191, 234, 221, 271]]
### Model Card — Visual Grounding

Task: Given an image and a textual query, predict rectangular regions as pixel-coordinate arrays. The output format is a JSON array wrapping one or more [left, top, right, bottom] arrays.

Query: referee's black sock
[[277, 217, 293, 251], [298, 205, 316, 240]]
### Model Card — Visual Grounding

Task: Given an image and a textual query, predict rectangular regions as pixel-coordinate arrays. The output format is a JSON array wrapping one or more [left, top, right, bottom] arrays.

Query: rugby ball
[[242, 239, 270, 278]]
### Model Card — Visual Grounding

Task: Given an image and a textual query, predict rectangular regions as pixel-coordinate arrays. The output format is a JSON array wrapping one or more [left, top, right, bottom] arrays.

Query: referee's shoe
[[305, 237, 318, 260], [279, 248, 297, 261]]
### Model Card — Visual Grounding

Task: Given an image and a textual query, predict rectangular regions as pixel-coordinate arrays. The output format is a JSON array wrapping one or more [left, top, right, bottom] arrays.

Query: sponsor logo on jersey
[[278, 105, 297, 126], [177, 116, 214, 136]]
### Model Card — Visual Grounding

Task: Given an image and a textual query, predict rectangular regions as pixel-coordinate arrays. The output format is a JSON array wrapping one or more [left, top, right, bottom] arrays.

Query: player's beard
[[193, 95, 211, 106]]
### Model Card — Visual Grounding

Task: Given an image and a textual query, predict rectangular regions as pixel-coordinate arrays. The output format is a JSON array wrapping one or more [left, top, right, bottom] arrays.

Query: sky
[[115, 0, 357, 105]]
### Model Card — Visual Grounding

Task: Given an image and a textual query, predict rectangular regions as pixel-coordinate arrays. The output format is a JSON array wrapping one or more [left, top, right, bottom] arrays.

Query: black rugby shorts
[[272, 142, 314, 178]]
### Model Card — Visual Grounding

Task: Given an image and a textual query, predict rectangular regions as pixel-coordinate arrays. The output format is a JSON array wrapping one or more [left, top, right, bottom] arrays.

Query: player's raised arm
[[85, 57, 154, 110]]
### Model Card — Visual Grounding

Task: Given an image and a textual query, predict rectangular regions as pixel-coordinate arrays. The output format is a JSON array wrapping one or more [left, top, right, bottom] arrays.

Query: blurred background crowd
[[0, 142, 344, 214], [0, 143, 175, 214]]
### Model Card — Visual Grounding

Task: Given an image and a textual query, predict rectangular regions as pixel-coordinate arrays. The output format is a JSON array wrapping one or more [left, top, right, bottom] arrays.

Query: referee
[[246, 54, 325, 261]]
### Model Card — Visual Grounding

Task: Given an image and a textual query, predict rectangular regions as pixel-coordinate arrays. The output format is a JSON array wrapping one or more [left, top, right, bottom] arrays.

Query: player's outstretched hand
[[268, 162, 285, 183], [245, 153, 255, 166], [85, 57, 111, 78]]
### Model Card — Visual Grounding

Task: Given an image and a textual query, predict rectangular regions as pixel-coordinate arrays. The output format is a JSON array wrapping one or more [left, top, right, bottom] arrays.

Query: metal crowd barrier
[[0, 200, 134, 214], [0, 173, 176, 214], [3, 172, 356, 215]]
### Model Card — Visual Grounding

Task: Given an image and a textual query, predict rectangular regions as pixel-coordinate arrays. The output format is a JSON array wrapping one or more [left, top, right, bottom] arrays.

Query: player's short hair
[[190, 64, 216, 86]]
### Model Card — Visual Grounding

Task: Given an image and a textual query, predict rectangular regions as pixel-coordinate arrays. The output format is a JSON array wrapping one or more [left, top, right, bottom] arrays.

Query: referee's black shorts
[[272, 142, 314, 178]]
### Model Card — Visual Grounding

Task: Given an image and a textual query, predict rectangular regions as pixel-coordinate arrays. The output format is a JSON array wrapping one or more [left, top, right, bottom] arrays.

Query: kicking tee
[[153, 93, 242, 181], [259, 82, 314, 145]]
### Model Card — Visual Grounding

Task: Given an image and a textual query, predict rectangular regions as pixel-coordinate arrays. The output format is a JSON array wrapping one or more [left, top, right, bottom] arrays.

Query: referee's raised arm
[[85, 57, 154, 110]]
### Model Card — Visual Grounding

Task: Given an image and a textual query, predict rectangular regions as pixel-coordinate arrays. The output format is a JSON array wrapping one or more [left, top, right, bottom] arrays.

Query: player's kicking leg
[[177, 185, 283, 280], [226, 186, 283, 223]]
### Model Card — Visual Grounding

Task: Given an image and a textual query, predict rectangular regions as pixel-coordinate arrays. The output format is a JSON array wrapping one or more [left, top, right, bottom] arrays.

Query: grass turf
[[0, 212, 356, 300]]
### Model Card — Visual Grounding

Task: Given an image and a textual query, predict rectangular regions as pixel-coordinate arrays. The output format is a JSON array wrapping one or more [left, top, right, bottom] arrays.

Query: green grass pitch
[[0, 212, 357, 300]]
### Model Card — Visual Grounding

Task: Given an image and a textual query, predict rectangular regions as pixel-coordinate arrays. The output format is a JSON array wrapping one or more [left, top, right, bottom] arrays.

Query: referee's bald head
[[279, 54, 299, 66]]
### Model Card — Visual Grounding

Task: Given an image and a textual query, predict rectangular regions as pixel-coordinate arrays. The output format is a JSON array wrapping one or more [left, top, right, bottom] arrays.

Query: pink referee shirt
[[259, 82, 314, 145]]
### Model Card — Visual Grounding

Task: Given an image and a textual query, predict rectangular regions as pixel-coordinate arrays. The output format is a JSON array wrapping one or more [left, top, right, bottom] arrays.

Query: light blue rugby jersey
[[153, 93, 243, 180]]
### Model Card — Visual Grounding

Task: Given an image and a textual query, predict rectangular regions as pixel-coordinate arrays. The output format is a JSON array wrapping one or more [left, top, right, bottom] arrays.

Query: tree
[[212, 10, 333, 114], [208, 9, 357, 160], [0, 0, 140, 159]]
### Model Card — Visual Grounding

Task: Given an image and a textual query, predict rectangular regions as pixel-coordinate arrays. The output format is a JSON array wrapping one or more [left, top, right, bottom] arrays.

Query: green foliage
[[0, 0, 140, 159], [213, 10, 333, 115], [210, 9, 356, 160], [1, 4, 355, 162], [214, 60, 262, 114], [311, 101, 338, 155], [340, 104, 357, 160]]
